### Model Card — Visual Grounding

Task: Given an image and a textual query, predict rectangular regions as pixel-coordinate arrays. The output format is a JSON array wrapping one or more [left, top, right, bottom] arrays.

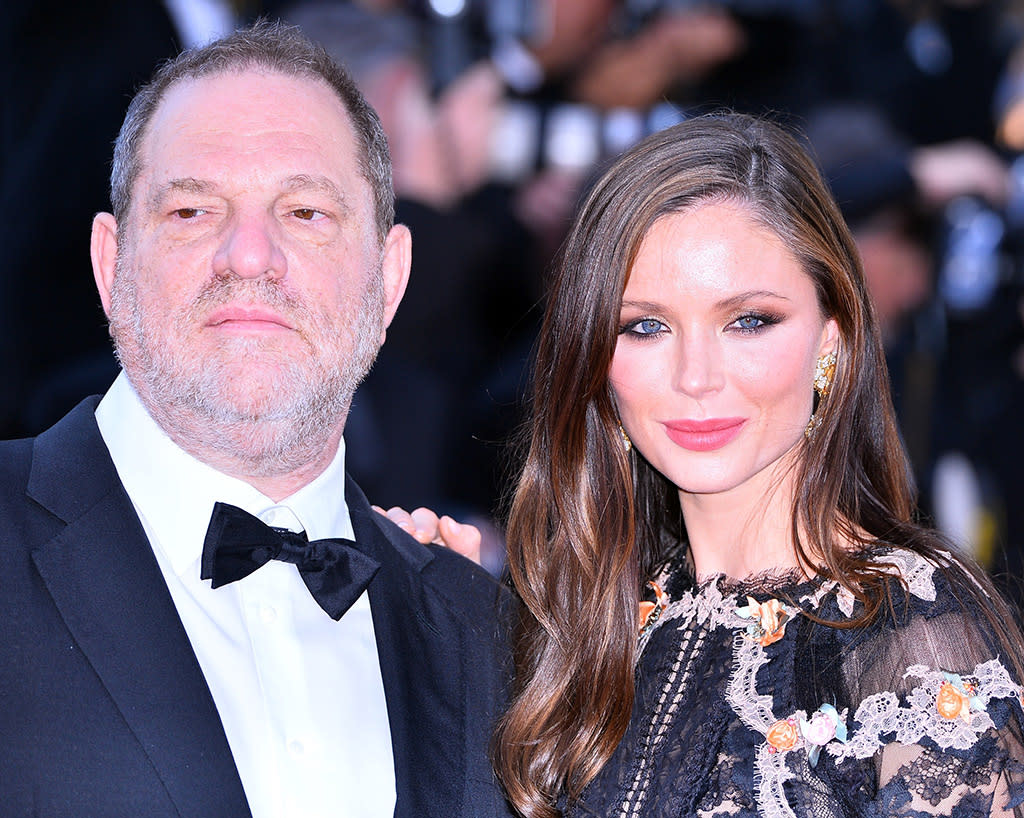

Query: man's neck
[[130, 387, 348, 502], [161, 420, 345, 502]]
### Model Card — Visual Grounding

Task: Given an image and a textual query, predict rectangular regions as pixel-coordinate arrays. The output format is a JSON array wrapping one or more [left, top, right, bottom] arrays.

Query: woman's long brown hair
[[492, 113, 1024, 818]]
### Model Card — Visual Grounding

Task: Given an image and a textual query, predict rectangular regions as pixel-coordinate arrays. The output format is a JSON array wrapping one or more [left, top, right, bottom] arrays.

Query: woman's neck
[[680, 461, 806, 580]]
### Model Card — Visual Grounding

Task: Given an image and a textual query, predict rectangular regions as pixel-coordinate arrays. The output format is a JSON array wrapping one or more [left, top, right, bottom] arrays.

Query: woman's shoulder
[[807, 546, 1023, 745], [784, 548, 1024, 814], [814, 544, 1008, 633]]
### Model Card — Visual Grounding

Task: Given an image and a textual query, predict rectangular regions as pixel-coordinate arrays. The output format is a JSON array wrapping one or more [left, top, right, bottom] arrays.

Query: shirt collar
[[95, 372, 353, 578]]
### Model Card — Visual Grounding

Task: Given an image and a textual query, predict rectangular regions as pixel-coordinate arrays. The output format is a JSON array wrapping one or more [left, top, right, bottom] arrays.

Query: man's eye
[[291, 208, 323, 221], [173, 207, 204, 219]]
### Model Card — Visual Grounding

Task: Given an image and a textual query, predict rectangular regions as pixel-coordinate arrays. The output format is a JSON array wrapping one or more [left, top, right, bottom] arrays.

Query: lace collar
[[640, 546, 941, 653]]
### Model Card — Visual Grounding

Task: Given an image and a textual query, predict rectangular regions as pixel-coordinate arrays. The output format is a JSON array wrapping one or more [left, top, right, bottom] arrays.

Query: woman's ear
[[819, 317, 840, 358]]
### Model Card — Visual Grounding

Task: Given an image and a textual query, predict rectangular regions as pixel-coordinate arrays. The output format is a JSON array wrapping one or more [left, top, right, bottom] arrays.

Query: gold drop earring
[[619, 424, 632, 453], [805, 352, 837, 438]]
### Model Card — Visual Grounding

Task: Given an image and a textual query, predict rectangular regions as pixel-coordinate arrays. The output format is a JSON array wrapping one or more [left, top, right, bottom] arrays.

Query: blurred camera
[[939, 158, 1024, 316]]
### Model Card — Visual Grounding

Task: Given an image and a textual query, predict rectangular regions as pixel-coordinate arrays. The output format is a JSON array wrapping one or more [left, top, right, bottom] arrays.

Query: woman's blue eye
[[633, 319, 665, 335], [734, 315, 765, 331]]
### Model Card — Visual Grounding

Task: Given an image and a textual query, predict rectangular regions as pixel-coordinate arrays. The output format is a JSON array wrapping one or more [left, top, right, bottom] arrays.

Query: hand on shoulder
[[372, 505, 483, 566]]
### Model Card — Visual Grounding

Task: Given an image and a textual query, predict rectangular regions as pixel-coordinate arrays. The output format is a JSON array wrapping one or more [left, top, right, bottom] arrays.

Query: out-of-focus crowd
[[4, 0, 1024, 590]]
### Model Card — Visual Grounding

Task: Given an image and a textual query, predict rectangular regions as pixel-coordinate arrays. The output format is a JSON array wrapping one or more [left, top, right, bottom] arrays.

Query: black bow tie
[[200, 502, 380, 620]]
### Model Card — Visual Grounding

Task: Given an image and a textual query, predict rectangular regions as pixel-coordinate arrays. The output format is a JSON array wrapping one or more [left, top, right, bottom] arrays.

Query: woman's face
[[609, 200, 839, 505]]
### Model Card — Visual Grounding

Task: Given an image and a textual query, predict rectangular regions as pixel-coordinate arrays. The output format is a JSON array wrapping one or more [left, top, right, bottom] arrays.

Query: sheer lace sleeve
[[568, 553, 1024, 818], [831, 571, 1024, 817]]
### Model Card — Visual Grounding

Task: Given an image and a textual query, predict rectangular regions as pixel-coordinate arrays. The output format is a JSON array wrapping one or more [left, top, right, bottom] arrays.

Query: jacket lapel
[[27, 399, 251, 817], [347, 478, 473, 817]]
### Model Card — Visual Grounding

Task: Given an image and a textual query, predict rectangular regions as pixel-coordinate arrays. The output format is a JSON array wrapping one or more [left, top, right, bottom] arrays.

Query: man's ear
[[91, 212, 119, 318], [379, 223, 412, 342]]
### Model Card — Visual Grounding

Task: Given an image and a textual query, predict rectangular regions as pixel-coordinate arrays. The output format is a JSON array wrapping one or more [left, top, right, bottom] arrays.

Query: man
[[0, 22, 510, 818]]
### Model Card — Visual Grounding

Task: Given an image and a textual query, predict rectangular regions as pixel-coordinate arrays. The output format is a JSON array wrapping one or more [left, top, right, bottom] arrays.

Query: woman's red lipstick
[[663, 418, 745, 452]]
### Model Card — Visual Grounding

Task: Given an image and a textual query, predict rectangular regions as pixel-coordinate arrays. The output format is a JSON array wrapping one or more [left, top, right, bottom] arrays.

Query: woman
[[490, 113, 1024, 817]]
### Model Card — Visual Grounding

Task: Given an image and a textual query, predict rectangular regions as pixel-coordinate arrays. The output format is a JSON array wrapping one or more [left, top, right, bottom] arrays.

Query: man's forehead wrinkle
[[283, 174, 351, 211], [149, 177, 216, 210], [145, 174, 354, 214]]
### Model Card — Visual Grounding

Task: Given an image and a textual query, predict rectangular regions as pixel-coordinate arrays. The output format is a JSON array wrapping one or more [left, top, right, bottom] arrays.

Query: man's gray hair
[[110, 19, 394, 240]]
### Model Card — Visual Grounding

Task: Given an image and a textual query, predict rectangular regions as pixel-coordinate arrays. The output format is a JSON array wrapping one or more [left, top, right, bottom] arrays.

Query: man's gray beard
[[108, 257, 384, 477]]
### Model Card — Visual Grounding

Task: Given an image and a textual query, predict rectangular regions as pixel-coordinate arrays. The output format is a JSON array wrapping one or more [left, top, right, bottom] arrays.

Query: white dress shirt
[[96, 373, 396, 818]]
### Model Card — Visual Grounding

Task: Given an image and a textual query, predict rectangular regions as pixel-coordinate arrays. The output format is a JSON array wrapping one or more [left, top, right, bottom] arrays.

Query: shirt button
[[288, 739, 305, 756], [259, 605, 277, 624]]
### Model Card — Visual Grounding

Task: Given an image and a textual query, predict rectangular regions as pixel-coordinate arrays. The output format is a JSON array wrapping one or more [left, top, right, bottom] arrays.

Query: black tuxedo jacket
[[0, 398, 514, 817]]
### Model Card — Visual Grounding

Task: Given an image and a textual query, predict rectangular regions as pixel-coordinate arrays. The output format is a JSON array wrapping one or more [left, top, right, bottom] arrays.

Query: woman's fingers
[[372, 505, 483, 565]]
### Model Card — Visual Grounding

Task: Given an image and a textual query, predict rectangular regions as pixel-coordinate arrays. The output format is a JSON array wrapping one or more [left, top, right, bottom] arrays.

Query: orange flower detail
[[936, 681, 972, 721], [758, 599, 786, 633], [766, 718, 800, 752], [759, 622, 787, 647], [638, 581, 668, 633], [638, 601, 656, 630], [739, 597, 790, 646]]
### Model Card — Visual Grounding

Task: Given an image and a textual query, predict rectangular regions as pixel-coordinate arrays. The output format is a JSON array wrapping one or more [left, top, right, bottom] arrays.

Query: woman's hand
[[372, 505, 483, 566]]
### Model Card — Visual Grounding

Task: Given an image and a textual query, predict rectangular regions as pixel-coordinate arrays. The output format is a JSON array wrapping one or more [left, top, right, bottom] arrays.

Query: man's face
[[92, 69, 409, 472]]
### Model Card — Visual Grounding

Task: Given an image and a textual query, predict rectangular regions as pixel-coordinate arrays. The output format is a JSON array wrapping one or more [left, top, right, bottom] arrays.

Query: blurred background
[[4, 0, 1024, 589]]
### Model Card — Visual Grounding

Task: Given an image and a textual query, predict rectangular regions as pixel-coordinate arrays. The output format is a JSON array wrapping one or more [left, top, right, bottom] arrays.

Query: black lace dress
[[569, 549, 1024, 817]]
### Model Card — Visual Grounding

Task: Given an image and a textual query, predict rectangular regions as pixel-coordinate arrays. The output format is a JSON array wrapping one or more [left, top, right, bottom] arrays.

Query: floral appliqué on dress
[[576, 551, 1024, 818]]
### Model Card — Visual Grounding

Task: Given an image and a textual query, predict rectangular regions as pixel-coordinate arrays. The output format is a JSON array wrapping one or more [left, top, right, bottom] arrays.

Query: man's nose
[[212, 209, 288, 280]]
